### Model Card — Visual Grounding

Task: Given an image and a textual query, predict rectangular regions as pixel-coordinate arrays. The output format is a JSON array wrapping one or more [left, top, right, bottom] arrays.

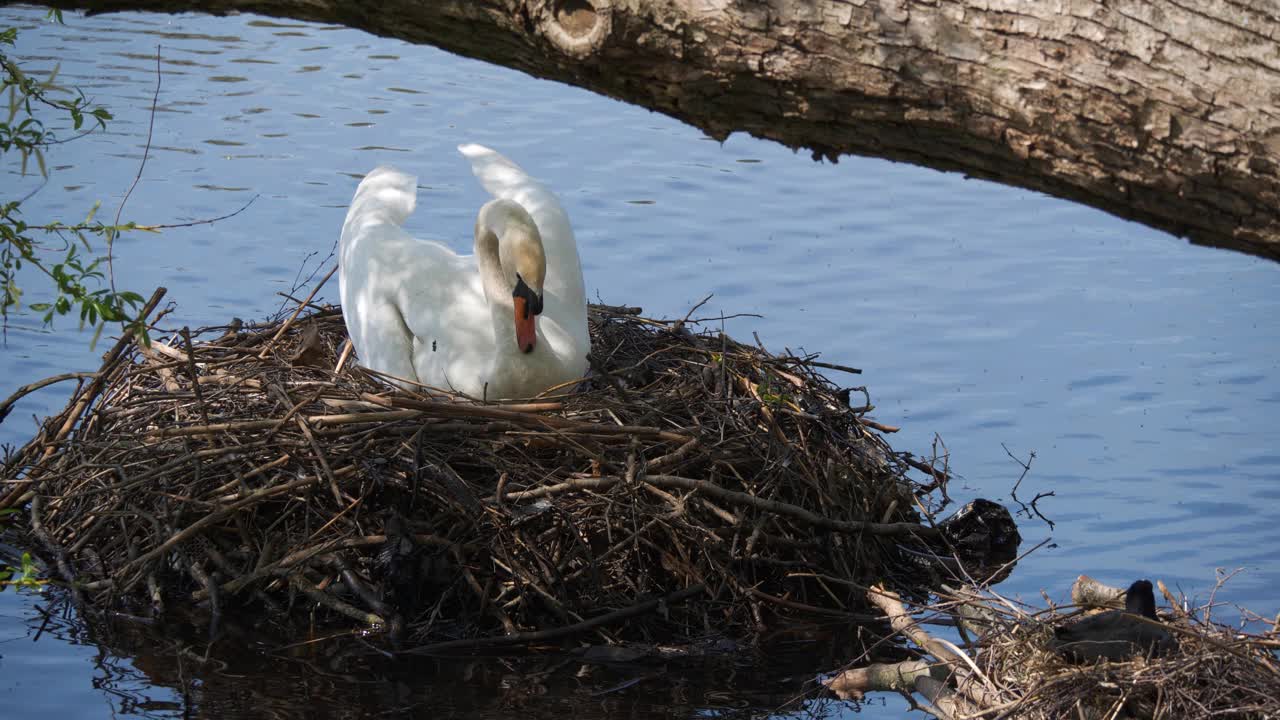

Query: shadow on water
[[7, 582, 902, 720]]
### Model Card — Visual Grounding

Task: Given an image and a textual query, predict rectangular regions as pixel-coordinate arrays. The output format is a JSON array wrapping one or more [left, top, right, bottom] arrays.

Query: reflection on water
[[2, 5, 1278, 719], [2, 586, 884, 719]]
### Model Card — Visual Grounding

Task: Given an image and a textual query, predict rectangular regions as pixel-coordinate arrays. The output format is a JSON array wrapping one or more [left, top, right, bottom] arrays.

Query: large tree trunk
[[45, 0, 1280, 261]]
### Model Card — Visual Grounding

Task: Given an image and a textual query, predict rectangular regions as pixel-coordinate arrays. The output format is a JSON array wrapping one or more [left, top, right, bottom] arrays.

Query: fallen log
[[40, 0, 1280, 260]]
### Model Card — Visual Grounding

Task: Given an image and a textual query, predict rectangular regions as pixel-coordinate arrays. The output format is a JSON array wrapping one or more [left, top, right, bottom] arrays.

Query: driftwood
[[824, 577, 1280, 719], [1, 296, 1008, 648], [41, 0, 1280, 261]]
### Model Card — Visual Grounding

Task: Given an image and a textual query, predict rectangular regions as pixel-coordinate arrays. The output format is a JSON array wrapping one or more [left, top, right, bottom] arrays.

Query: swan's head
[[484, 201, 546, 354], [511, 267, 544, 354]]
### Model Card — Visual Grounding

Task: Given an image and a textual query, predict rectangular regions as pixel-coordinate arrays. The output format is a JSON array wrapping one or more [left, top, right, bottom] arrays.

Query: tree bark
[[45, 0, 1280, 261]]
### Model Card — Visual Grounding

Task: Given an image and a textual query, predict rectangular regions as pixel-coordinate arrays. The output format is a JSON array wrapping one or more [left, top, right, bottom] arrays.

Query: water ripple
[[0, 4, 1277, 715]]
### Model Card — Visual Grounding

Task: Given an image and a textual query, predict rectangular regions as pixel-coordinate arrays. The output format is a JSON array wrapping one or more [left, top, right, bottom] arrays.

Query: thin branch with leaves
[[1, 12, 250, 348], [1, 10, 141, 344]]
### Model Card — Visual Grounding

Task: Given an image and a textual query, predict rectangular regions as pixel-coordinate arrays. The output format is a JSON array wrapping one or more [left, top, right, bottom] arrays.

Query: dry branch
[[0, 286, 168, 508]]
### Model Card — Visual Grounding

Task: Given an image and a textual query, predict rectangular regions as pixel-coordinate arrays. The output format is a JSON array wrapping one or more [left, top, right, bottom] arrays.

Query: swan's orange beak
[[514, 296, 537, 353]]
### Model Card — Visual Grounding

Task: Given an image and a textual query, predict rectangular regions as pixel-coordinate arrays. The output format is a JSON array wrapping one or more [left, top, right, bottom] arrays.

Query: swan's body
[[339, 145, 589, 399]]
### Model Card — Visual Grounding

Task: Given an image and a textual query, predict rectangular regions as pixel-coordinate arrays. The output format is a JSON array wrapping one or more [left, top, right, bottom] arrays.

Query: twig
[[402, 584, 705, 654], [109, 44, 162, 291], [180, 326, 210, 425], [678, 294, 713, 328], [289, 573, 384, 628], [131, 196, 258, 232], [115, 472, 331, 583], [0, 372, 97, 424], [859, 417, 900, 433], [0, 286, 166, 509], [495, 474, 940, 538], [864, 584, 1002, 714], [1003, 443, 1052, 529], [258, 264, 338, 358]]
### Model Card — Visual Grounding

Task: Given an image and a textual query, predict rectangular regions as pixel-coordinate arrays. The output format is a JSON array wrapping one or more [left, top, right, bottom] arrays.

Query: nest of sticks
[[1, 289, 985, 649], [825, 575, 1280, 719]]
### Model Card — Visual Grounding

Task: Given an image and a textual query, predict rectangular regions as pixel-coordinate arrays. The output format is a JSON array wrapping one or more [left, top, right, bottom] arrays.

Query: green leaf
[[6, 87, 19, 125], [2, 26, 141, 345], [89, 320, 105, 350]]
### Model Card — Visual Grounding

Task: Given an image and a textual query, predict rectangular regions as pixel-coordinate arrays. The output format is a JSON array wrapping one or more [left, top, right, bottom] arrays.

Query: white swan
[[338, 144, 589, 400]]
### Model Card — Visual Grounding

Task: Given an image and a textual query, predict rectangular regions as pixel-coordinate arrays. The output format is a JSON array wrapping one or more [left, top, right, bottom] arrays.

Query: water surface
[[1, 6, 1278, 718]]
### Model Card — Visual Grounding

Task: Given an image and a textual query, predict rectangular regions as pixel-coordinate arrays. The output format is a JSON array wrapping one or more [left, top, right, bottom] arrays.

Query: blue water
[[1, 6, 1277, 718]]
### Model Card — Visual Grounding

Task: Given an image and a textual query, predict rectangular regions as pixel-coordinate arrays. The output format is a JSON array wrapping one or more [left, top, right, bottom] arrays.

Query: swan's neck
[[470, 197, 586, 399], [475, 199, 542, 371], [474, 198, 583, 399]]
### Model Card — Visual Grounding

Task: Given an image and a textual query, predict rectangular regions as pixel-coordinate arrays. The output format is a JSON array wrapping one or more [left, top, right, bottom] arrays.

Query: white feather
[[338, 146, 590, 399]]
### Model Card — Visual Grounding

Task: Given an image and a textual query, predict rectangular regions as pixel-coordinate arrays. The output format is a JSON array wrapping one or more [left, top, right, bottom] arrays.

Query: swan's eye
[[513, 274, 543, 317]]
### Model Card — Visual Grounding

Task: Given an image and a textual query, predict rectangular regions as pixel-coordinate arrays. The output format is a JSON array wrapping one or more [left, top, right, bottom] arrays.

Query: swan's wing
[[457, 144, 576, 259], [340, 166, 418, 384], [342, 165, 417, 230], [340, 166, 493, 389], [456, 144, 566, 227]]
